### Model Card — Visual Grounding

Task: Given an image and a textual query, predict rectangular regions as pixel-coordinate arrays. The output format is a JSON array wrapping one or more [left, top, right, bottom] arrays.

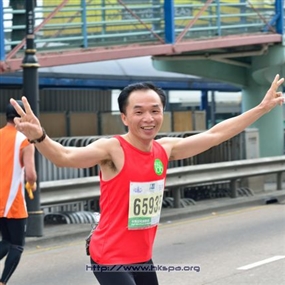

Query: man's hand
[[10, 96, 43, 141], [25, 182, 37, 200], [260, 74, 285, 112]]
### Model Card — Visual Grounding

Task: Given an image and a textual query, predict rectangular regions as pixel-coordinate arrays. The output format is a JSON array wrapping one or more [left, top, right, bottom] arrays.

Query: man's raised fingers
[[271, 74, 284, 90], [277, 77, 284, 87], [21, 96, 34, 115]]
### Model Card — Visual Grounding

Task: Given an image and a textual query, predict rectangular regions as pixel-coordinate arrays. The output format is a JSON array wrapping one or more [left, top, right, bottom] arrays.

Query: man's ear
[[120, 113, 128, 126]]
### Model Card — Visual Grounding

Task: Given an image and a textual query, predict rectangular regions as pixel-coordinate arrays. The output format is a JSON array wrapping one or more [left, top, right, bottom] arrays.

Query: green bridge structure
[[0, 0, 285, 157]]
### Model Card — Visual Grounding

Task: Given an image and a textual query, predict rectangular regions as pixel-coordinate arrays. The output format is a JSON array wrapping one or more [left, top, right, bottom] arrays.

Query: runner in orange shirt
[[0, 101, 37, 285]]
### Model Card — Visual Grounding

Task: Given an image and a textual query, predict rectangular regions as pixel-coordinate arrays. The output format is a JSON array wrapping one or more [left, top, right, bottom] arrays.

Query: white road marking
[[237, 256, 285, 270]]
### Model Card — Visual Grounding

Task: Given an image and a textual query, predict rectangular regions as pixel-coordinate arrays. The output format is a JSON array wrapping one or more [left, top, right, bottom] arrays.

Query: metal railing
[[2, 0, 278, 55], [40, 156, 285, 212]]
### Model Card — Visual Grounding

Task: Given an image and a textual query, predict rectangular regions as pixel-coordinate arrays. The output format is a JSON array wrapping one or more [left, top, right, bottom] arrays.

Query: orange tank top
[[0, 125, 30, 218]]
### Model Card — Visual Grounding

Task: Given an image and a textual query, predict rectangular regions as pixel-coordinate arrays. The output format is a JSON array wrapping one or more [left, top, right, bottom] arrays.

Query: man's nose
[[143, 112, 154, 121]]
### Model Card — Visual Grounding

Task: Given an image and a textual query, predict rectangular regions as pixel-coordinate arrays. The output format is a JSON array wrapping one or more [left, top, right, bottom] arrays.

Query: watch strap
[[28, 127, 46, 144]]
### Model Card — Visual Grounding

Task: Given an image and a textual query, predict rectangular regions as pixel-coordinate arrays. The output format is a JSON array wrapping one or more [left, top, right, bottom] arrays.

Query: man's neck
[[123, 133, 153, 152]]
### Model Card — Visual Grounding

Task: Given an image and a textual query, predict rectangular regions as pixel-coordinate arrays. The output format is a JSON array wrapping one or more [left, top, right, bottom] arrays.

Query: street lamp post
[[22, 0, 43, 237]]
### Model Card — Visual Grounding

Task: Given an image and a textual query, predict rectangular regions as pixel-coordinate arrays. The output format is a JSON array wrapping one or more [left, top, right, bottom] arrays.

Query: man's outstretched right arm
[[11, 96, 111, 168]]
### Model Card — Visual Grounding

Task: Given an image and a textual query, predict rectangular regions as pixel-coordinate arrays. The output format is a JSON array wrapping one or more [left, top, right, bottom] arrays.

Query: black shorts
[[90, 258, 159, 285], [0, 217, 27, 246]]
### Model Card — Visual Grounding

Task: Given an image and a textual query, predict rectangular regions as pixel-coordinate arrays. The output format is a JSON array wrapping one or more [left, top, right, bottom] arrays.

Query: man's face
[[121, 89, 164, 140]]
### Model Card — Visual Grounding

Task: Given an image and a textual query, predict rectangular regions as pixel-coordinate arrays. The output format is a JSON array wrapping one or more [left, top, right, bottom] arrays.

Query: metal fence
[[38, 129, 249, 182]]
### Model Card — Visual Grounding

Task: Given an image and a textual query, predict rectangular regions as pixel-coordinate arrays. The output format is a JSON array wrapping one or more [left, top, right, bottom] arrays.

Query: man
[[0, 100, 37, 285], [10, 74, 284, 285]]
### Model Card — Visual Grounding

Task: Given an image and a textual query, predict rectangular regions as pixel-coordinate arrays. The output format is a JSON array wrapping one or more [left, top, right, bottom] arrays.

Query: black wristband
[[28, 127, 46, 144]]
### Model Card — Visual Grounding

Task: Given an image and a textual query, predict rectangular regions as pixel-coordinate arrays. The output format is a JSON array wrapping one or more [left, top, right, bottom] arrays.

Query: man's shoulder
[[155, 136, 175, 144], [96, 136, 120, 145], [0, 124, 16, 134], [93, 136, 122, 153]]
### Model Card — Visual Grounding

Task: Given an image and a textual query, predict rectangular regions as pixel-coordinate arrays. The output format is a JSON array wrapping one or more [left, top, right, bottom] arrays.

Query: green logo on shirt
[[154, 159, 164, 175]]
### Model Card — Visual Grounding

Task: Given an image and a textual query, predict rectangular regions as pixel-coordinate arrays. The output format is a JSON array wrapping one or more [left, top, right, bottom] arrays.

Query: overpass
[[0, 0, 283, 73], [0, 0, 285, 156]]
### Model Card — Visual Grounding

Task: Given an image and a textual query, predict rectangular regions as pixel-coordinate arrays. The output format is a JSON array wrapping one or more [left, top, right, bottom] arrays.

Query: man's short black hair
[[117, 82, 166, 114], [6, 100, 24, 122]]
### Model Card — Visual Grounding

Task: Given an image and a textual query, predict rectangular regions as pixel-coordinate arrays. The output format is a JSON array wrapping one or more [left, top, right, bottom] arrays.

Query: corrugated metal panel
[[40, 89, 112, 112], [0, 89, 23, 112], [0, 89, 111, 112]]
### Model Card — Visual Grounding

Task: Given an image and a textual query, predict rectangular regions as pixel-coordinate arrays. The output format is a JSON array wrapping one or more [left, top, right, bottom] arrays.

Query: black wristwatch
[[28, 127, 47, 144]]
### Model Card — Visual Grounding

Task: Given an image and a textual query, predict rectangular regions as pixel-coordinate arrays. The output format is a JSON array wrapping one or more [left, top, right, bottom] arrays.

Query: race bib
[[128, 179, 165, 230]]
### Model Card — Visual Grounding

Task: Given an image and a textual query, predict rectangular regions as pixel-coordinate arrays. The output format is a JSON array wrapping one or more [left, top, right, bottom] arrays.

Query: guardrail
[[40, 156, 285, 210]]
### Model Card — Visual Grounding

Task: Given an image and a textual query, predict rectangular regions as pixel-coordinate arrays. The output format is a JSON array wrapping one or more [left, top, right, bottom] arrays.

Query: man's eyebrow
[[133, 104, 160, 109]]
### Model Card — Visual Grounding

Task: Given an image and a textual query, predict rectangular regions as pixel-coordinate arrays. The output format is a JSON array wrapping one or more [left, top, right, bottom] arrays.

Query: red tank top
[[90, 135, 168, 265]]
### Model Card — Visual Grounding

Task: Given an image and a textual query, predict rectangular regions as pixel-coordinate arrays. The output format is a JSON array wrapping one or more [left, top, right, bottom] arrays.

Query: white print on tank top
[[128, 179, 165, 230]]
